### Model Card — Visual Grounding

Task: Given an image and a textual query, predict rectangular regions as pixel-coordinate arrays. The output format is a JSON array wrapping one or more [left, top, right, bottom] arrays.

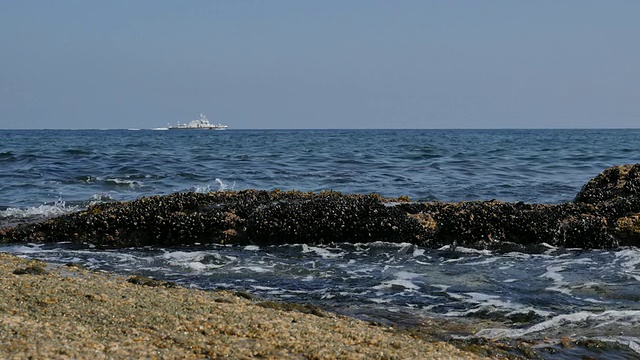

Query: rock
[[2, 164, 640, 250], [613, 213, 640, 245], [244, 193, 429, 245], [13, 266, 49, 275], [558, 214, 616, 248], [127, 275, 178, 288], [575, 164, 640, 204]]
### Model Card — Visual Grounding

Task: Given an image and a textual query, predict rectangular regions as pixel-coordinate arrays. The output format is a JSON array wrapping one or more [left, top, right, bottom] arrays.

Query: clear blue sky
[[1, 1, 639, 129]]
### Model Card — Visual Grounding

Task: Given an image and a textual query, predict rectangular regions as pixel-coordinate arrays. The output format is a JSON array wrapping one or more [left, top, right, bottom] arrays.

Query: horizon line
[[1, 127, 639, 131]]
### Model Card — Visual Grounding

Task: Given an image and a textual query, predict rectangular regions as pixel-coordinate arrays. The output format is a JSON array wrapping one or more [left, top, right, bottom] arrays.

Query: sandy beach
[[0, 252, 490, 359]]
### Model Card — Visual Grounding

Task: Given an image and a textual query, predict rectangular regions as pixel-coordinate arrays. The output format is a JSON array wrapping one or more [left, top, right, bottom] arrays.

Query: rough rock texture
[[574, 163, 640, 204], [2, 164, 640, 250], [0, 253, 488, 359]]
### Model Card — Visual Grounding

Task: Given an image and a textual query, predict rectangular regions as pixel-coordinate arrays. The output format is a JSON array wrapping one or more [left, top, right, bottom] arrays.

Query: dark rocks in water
[[255, 301, 328, 318], [2, 164, 640, 250], [396, 200, 619, 249], [245, 192, 429, 245], [13, 266, 50, 275], [126, 275, 178, 288]]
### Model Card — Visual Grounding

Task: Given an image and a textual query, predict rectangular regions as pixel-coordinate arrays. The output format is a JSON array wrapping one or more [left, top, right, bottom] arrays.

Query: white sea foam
[[431, 284, 450, 292], [89, 192, 113, 204], [373, 271, 421, 291], [192, 184, 212, 193], [445, 291, 554, 318], [540, 257, 597, 295], [161, 250, 211, 262], [251, 285, 279, 291], [231, 266, 273, 273], [412, 248, 425, 257], [0, 202, 79, 219], [344, 265, 378, 277], [504, 252, 532, 260], [159, 250, 226, 271], [615, 248, 640, 281], [540, 264, 571, 294], [461, 257, 499, 266], [611, 336, 640, 354], [214, 178, 236, 191], [301, 244, 345, 259], [191, 179, 237, 193], [475, 310, 640, 339], [369, 298, 393, 304], [437, 245, 493, 255], [582, 297, 607, 304], [102, 177, 143, 188], [354, 241, 413, 248]]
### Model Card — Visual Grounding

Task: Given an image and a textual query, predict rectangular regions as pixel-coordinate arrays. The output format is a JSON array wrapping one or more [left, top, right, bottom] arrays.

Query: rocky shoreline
[[1, 252, 493, 359], [2, 164, 640, 249], [5, 252, 630, 359]]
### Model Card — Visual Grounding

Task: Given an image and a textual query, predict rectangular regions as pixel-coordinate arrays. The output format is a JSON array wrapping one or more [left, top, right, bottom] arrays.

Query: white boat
[[168, 113, 228, 130]]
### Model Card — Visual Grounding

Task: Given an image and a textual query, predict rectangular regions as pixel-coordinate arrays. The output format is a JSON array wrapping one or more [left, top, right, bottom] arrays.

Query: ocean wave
[[0, 200, 80, 225]]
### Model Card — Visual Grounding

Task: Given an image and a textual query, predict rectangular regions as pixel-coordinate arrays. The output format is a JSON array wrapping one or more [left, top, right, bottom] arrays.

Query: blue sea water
[[2, 128, 640, 358]]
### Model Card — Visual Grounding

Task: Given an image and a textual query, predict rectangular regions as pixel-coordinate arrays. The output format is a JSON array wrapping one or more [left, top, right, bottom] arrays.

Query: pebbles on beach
[[0, 253, 486, 359]]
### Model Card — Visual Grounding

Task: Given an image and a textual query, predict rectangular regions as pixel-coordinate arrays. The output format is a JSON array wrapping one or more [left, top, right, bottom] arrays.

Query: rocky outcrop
[[2, 164, 640, 250], [574, 164, 640, 204]]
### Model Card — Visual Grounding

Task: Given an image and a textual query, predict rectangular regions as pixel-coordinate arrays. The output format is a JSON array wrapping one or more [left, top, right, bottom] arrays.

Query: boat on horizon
[[168, 113, 228, 130]]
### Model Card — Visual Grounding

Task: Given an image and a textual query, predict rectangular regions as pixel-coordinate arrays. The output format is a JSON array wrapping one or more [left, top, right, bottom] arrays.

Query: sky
[[1, 1, 639, 130]]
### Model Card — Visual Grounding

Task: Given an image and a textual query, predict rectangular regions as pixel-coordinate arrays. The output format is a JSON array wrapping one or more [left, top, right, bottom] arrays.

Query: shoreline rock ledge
[[2, 164, 640, 250]]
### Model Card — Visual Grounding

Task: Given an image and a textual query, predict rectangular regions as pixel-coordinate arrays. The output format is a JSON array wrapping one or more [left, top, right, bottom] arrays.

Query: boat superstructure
[[168, 113, 228, 130]]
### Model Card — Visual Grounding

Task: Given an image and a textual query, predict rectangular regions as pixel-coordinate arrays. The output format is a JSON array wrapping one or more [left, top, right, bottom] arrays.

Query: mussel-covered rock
[[2, 164, 640, 249], [575, 164, 640, 204], [245, 193, 429, 245]]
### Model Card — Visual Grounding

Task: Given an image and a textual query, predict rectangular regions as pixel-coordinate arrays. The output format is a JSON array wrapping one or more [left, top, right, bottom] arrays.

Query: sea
[[2, 128, 640, 358]]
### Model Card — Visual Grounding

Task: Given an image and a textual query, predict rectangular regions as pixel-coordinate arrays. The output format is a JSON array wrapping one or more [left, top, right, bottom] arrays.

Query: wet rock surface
[[2, 164, 640, 249], [574, 163, 640, 204]]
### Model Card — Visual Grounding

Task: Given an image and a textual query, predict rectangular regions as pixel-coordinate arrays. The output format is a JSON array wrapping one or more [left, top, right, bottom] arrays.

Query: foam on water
[[301, 244, 345, 259], [159, 250, 228, 271], [0, 199, 81, 228], [373, 270, 422, 291], [476, 310, 640, 338], [540, 264, 572, 295], [231, 265, 274, 273], [615, 248, 640, 281], [100, 177, 144, 188], [444, 291, 555, 318], [0, 203, 74, 218]]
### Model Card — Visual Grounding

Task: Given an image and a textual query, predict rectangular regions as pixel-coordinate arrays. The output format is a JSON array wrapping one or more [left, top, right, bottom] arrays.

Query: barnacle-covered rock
[[614, 213, 640, 245], [245, 193, 428, 245], [575, 164, 640, 204], [558, 214, 616, 248], [2, 164, 640, 250]]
